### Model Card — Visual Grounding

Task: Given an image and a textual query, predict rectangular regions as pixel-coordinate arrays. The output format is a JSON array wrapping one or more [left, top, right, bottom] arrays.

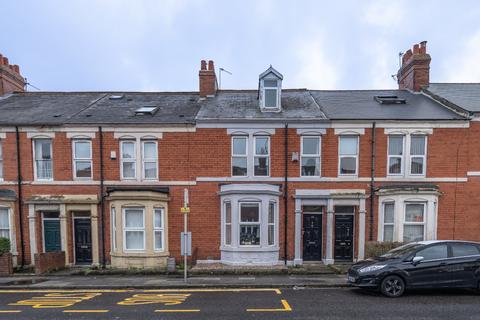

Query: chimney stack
[[199, 59, 217, 98], [397, 41, 431, 92], [0, 53, 25, 96]]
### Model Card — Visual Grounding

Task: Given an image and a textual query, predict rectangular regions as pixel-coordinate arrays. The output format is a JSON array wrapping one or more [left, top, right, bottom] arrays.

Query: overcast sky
[[1, 0, 480, 92]]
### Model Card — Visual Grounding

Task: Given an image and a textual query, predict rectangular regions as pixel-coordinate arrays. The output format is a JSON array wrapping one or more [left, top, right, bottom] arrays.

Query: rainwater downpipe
[[284, 123, 288, 265], [369, 122, 376, 241], [99, 126, 106, 268], [15, 126, 25, 267]]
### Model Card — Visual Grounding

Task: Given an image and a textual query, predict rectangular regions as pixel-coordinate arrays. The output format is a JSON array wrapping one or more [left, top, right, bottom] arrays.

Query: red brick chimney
[[199, 60, 217, 98], [0, 53, 25, 96], [397, 41, 431, 92]]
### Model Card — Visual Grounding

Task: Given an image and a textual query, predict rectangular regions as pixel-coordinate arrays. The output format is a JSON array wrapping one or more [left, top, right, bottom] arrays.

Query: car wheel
[[380, 275, 405, 298]]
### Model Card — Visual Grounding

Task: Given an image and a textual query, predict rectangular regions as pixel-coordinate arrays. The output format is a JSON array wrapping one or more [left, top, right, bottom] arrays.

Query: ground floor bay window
[[219, 184, 280, 265]]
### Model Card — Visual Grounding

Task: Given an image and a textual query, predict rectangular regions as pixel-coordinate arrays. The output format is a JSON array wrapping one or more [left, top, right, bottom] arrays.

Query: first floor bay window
[[239, 203, 260, 246], [403, 203, 425, 242], [124, 208, 145, 250], [0, 208, 10, 239]]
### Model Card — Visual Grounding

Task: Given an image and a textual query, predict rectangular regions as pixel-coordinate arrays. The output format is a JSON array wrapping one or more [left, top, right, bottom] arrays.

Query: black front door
[[334, 215, 354, 261], [74, 219, 92, 264], [303, 214, 322, 261]]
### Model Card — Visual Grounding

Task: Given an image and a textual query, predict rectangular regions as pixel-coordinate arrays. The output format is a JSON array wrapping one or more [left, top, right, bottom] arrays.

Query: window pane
[[143, 142, 157, 159], [240, 225, 260, 245], [144, 162, 157, 179], [340, 157, 357, 174], [125, 209, 144, 228], [384, 203, 394, 223], [383, 225, 394, 242], [268, 203, 275, 224], [240, 204, 259, 222], [410, 135, 426, 155], [154, 209, 163, 228], [75, 161, 92, 178], [268, 225, 274, 246], [125, 231, 144, 250], [416, 244, 448, 260], [264, 79, 277, 87], [225, 225, 232, 245], [232, 157, 247, 176], [122, 162, 135, 178], [254, 157, 269, 176], [35, 140, 52, 160], [405, 204, 424, 222], [255, 137, 269, 155], [0, 143, 2, 158], [232, 137, 247, 155], [302, 157, 320, 176], [122, 142, 135, 159], [265, 89, 277, 108], [451, 244, 480, 257], [388, 136, 404, 155], [339, 136, 358, 155], [0, 160, 3, 179], [225, 202, 231, 224], [388, 157, 402, 174], [74, 141, 91, 158], [154, 231, 163, 250], [403, 225, 424, 242], [410, 157, 424, 175], [0, 230, 8, 239], [302, 137, 319, 155], [36, 160, 53, 179], [0, 209, 9, 229]]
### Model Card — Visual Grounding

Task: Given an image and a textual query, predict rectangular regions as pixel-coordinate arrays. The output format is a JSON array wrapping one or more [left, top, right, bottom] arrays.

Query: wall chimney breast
[[0, 53, 25, 96], [397, 41, 431, 92], [199, 59, 217, 98]]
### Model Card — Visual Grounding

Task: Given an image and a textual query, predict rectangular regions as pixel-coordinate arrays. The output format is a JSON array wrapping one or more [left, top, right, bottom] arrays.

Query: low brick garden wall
[[0, 253, 13, 275], [34, 251, 65, 274]]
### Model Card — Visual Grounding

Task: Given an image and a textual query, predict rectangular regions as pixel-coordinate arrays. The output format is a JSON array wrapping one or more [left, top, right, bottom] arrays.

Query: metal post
[[183, 188, 189, 282]]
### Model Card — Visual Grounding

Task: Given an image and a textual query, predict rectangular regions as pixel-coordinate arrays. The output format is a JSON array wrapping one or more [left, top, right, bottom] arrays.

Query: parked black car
[[348, 240, 480, 297]]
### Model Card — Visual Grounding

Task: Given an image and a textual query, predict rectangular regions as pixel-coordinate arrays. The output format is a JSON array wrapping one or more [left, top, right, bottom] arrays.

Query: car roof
[[416, 240, 480, 246]]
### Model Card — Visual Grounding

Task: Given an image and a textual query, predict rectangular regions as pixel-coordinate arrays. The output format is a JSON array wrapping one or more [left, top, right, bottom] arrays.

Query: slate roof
[[309, 90, 465, 120], [424, 83, 480, 113]]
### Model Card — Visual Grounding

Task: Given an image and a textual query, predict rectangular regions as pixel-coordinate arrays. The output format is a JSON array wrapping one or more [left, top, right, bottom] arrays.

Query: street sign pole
[[183, 188, 189, 283]]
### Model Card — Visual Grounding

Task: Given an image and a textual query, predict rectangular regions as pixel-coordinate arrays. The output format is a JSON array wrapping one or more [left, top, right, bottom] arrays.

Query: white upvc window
[[254, 136, 270, 176], [232, 136, 248, 177], [0, 208, 10, 240], [34, 139, 53, 180], [339, 135, 359, 176], [153, 208, 164, 251], [301, 136, 321, 177], [268, 202, 275, 246], [110, 207, 116, 251], [387, 135, 405, 176], [263, 79, 279, 109], [403, 203, 425, 242], [382, 202, 394, 242], [142, 141, 158, 180], [73, 140, 92, 179], [409, 135, 427, 176], [121, 140, 136, 180], [239, 202, 261, 246], [224, 201, 232, 246], [0, 141, 3, 180], [123, 208, 145, 251]]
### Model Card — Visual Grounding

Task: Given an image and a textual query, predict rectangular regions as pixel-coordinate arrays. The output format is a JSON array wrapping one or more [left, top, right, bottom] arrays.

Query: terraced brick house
[[0, 41, 479, 270]]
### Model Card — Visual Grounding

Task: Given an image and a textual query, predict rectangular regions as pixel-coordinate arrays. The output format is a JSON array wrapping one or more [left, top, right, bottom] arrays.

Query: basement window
[[135, 106, 158, 116], [374, 95, 406, 104]]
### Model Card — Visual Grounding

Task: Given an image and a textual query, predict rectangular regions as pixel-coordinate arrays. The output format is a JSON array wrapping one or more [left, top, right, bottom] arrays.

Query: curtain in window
[[388, 136, 404, 155]]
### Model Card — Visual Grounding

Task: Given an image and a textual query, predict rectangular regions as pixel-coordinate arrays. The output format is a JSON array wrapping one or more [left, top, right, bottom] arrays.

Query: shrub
[[0, 237, 11, 256], [365, 241, 403, 258]]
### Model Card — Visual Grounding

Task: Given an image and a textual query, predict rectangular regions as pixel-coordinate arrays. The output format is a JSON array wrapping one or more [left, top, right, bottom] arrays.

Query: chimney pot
[[208, 60, 214, 71], [2, 57, 8, 65], [0, 53, 25, 95], [13, 65, 20, 73], [413, 44, 420, 54], [201, 60, 207, 71], [199, 59, 217, 97]]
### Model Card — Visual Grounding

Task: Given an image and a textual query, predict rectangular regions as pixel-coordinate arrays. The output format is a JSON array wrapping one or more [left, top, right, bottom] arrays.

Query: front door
[[303, 214, 322, 261], [334, 215, 354, 261], [43, 219, 61, 252], [74, 219, 92, 264]]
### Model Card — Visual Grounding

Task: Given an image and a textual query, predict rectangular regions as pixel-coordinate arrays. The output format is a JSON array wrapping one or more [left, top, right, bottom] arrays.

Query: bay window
[[383, 203, 394, 241], [142, 141, 158, 180], [124, 208, 145, 250], [34, 139, 53, 180], [254, 136, 269, 176], [339, 135, 359, 175], [73, 140, 92, 179], [301, 136, 321, 176], [410, 135, 426, 175], [111, 207, 116, 251], [268, 202, 275, 246], [239, 203, 260, 246], [121, 141, 136, 179], [153, 208, 164, 251], [0, 208, 10, 239], [224, 202, 232, 246], [388, 135, 404, 175], [403, 203, 425, 242], [232, 136, 247, 176]]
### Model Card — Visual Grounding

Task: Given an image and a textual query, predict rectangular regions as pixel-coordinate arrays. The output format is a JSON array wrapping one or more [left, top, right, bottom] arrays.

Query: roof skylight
[[374, 95, 406, 104], [135, 106, 158, 115]]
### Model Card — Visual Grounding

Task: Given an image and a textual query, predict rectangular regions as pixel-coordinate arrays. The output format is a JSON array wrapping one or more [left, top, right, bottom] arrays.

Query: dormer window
[[259, 66, 283, 112]]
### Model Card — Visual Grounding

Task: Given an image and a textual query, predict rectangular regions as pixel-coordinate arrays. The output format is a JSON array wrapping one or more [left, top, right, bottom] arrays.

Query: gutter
[[15, 126, 25, 267], [99, 126, 106, 268], [369, 122, 376, 241], [283, 123, 288, 265]]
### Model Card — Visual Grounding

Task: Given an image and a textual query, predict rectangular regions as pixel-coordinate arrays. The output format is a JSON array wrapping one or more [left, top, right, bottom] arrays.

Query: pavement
[[0, 287, 478, 319]]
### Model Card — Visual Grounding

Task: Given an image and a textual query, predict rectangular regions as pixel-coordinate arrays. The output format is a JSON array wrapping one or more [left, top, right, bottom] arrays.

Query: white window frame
[[231, 136, 248, 177], [238, 202, 261, 247], [382, 202, 395, 242], [153, 208, 165, 251], [142, 140, 158, 180], [0, 140, 3, 181], [33, 139, 53, 181], [120, 140, 137, 180], [111, 207, 116, 251], [409, 135, 427, 176], [253, 136, 270, 177], [268, 201, 276, 246], [300, 135, 321, 177], [224, 201, 232, 246], [0, 207, 11, 241], [403, 202, 426, 242], [123, 207, 145, 251], [338, 135, 359, 176], [72, 139, 93, 180], [262, 80, 279, 109], [387, 135, 405, 176]]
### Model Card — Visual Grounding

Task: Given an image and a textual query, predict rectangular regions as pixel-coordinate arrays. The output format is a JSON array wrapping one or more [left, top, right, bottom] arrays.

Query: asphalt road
[[0, 287, 478, 319]]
